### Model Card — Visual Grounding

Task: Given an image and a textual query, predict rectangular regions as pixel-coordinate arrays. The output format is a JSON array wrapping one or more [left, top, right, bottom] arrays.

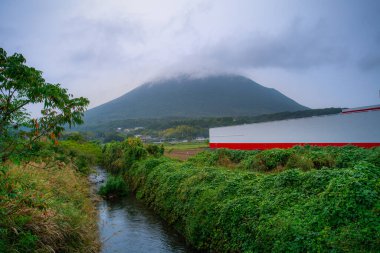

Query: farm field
[[163, 142, 209, 150], [163, 142, 208, 160], [164, 148, 205, 160]]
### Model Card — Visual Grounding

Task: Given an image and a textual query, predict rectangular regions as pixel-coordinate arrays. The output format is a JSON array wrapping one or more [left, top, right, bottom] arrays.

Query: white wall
[[210, 110, 380, 143]]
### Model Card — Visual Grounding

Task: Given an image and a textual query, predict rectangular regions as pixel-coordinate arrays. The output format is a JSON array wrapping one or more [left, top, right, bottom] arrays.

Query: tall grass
[[0, 162, 100, 252], [0, 138, 101, 252]]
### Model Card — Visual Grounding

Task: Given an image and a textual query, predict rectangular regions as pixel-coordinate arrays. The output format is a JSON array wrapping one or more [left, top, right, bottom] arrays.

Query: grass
[[163, 142, 208, 151], [163, 142, 208, 160], [0, 161, 100, 252]]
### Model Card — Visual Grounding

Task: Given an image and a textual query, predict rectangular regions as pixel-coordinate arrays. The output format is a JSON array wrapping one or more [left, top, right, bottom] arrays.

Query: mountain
[[84, 75, 308, 123]]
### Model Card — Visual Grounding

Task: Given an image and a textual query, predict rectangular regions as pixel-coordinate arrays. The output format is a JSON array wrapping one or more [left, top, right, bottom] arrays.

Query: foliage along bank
[[1, 48, 99, 252], [0, 140, 101, 252], [99, 138, 163, 197], [102, 140, 380, 252]]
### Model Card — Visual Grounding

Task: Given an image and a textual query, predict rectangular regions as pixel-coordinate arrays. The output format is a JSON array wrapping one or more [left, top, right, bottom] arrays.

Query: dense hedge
[[127, 147, 380, 252]]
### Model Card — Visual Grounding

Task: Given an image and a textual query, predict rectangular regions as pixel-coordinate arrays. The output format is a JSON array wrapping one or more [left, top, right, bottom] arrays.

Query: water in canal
[[89, 168, 194, 253]]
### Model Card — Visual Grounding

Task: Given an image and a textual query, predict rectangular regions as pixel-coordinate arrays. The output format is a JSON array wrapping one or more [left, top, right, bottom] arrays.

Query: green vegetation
[[160, 125, 200, 140], [101, 142, 380, 252], [145, 143, 165, 157], [129, 158, 379, 252], [0, 48, 89, 161], [102, 137, 148, 174], [164, 142, 208, 151], [56, 140, 102, 174], [99, 137, 164, 197], [188, 146, 380, 171], [0, 49, 98, 252], [99, 175, 130, 198], [0, 141, 101, 252]]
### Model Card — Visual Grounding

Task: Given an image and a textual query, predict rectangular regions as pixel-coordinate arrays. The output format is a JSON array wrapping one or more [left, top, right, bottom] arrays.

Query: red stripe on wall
[[209, 142, 380, 150], [342, 106, 380, 114]]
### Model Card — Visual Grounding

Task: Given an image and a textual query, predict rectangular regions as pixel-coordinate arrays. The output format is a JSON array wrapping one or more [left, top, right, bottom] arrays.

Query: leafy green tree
[[0, 48, 89, 161]]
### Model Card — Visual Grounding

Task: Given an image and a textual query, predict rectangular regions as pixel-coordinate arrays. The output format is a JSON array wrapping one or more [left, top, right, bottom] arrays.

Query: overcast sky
[[1, 0, 379, 109]]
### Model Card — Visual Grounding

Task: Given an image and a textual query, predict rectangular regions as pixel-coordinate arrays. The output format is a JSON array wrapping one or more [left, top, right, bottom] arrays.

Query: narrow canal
[[90, 168, 194, 253]]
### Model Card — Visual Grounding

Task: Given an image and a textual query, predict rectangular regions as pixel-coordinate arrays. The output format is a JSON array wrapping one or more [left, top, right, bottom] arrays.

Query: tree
[[0, 48, 89, 161]]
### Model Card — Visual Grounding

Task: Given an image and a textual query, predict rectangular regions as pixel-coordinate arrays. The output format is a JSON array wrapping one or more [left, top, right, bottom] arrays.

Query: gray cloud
[[205, 19, 348, 70], [62, 17, 145, 65], [359, 54, 380, 71], [1, 0, 379, 109], [358, 33, 380, 71]]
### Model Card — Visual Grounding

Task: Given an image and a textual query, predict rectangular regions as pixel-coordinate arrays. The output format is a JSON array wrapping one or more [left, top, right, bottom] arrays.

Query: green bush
[[122, 138, 147, 168], [188, 149, 259, 167], [127, 148, 380, 252], [102, 141, 124, 173], [190, 146, 380, 172], [99, 175, 130, 197], [145, 144, 165, 157], [238, 148, 293, 171], [101, 137, 147, 174], [285, 153, 314, 171], [95, 145, 380, 251]]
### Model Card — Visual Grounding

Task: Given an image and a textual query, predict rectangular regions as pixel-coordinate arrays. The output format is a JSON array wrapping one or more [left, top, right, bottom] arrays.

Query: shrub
[[286, 153, 314, 171], [145, 144, 165, 157], [241, 148, 292, 171], [188, 149, 260, 168], [99, 175, 130, 197], [122, 138, 147, 168], [101, 137, 147, 174]]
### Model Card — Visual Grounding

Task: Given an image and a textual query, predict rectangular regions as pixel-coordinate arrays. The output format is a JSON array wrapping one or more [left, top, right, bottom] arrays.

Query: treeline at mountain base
[[102, 140, 380, 252], [0, 140, 101, 253], [76, 108, 342, 143]]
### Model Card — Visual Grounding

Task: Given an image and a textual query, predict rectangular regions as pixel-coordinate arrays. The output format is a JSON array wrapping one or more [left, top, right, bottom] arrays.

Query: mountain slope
[[85, 75, 308, 122]]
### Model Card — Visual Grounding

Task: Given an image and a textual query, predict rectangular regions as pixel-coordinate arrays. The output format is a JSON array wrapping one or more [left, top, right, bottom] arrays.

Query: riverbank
[[126, 147, 380, 252], [100, 139, 380, 252], [0, 161, 100, 252], [92, 167, 193, 253]]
